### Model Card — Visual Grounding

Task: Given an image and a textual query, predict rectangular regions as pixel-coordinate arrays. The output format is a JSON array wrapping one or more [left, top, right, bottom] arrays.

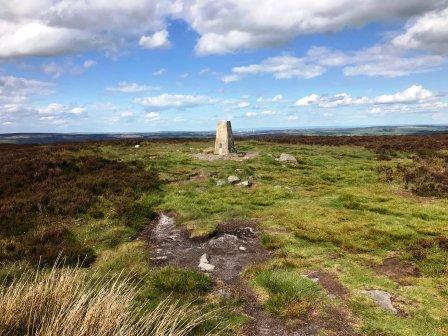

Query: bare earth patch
[[143, 214, 358, 335], [374, 257, 420, 285], [192, 151, 259, 162], [305, 271, 348, 299]]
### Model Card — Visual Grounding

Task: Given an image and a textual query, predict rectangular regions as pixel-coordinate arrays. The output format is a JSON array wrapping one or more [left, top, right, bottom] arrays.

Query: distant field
[[1, 134, 447, 335], [2, 125, 448, 144]]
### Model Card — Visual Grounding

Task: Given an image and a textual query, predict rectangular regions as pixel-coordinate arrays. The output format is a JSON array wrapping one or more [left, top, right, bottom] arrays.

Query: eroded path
[[143, 213, 321, 335], [143, 213, 358, 336]]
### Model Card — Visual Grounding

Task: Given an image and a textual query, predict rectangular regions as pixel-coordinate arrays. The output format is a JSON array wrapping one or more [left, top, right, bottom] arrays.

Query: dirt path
[[143, 214, 355, 336]]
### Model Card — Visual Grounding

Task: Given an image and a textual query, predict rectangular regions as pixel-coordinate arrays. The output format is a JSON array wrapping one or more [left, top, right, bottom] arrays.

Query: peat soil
[[143, 214, 357, 336]]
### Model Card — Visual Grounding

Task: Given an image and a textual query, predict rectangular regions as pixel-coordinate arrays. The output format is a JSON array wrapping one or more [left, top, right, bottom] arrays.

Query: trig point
[[214, 121, 236, 155]]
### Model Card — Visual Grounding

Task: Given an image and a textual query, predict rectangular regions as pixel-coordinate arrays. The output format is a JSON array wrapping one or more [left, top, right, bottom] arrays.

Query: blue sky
[[1, 1, 448, 132]]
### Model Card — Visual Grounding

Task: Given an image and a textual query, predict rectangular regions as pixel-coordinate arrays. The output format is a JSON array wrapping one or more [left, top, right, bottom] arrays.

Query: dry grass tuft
[[0, 265, 217, 336]]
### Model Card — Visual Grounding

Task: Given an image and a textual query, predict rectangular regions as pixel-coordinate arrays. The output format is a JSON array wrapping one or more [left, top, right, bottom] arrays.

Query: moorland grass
[[1, 139, 448, 335]]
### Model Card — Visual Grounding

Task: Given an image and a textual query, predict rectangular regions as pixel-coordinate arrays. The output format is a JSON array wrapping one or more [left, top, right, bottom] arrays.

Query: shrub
[[0, 144, 160, 266]]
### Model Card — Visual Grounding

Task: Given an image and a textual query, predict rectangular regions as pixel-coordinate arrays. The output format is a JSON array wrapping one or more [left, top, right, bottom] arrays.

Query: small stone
[[216, 179, 226, 187], [278, 153, 298, 164], [217, 289, 231, 299], [227, 175, 240, 184], [362, 290, 397, 314], [238, 180, 252, 187], [198, 253, 215, 272], [150, 256, 167, 261], [239, 246, 247, 251]]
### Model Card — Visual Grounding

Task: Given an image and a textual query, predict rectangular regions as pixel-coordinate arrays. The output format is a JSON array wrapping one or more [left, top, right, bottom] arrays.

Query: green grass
[[2, 139, 448, 335]]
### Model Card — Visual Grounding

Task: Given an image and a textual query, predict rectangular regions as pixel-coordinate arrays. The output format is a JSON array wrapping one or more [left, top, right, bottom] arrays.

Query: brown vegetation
[[0, 144, 159, 266], [0, 266, 215, 336]]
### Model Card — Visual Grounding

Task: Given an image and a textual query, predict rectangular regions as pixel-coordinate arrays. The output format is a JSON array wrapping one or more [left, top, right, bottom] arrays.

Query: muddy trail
[[143, 214, 356, 336]]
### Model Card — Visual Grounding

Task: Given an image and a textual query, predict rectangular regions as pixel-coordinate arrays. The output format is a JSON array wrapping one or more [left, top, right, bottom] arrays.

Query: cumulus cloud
[[237, 101, 250, 108], [245, 112, 257, 117], [134, 93, 217, 110], [261, 110, 277, 115], [393, 8, 448, 54], [107, 82, 159, 93], [373, 85, 435, 104], [223, 44, 446, 82], [294, 85, 444, 112], [145, 112, 160, 121], [153, 68, 166, 76], [0, 1, 446, 59], [139, 30, 171, 49], [181, 0, 445, 55], [83, 60, 97, 68], [257, 94, 283, 103], [0, 0, 175, 59]]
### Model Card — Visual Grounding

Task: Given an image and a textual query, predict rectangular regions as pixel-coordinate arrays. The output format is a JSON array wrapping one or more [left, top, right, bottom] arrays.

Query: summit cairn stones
[[214, 121, 236, 156]]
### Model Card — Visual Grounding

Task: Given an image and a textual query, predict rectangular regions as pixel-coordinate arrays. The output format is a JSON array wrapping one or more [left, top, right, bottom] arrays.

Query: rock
[[278, 153, 298, 164], [239, 246, 247, 251], [134, 144, 140, 148], [362, 290, 397, 314], [209, 234, 239, 249], [216, 179, 226, 187], [217, 289, 231, 299], [227, 175, 240, 184], [198, 253, 215, 272], [238, 180, 252, 187]]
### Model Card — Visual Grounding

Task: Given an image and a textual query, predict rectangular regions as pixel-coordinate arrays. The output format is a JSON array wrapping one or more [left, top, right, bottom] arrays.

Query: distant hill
[[2, 125, 448, 144]]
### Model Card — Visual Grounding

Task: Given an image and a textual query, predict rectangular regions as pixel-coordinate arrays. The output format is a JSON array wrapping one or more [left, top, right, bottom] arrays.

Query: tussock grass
[[0, 265, 217, 336]]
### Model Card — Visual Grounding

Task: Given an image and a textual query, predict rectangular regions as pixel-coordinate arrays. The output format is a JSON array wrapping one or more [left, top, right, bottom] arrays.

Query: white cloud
[[221, 74, 240, 83], [145, 112, 160, 121], [134, 94, 217, 110], [294, 85, 444, 112], [42, 62, 65, 79], [245, 111, 257, 117], [182, 0, 444, 55], [107, 82, 159, 93], [0, 76, 53, 99], [153, 68, 166, 76], [295, 94, 320, 106], [120, 110, 134, 117], [139, 29, 170, 49], [224, 43, 446, 81], [393, 8, 448, 54], [230, 55, 325, 81], [38, 103, 85, 116], [0, 0, 175, 59], [373, 85, 434, 104], [261, 110, 277, 115], [237, 101, 250, 108], [342, 46, 445, 77], [0, 1, 446, 59], [257, 94, 283, 103], [70, 107, 85, 115], [295, 93, 369, 108], [180, 73, 189, 79], [83, 59, 97, 68]]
